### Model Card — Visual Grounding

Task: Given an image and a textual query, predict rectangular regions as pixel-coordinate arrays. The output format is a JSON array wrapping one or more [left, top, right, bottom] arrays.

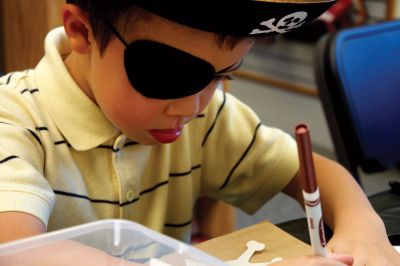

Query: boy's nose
[[166, 93, 200, 118]]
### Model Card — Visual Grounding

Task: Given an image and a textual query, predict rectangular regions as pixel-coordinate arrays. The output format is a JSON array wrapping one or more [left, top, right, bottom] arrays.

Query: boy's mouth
[[148, 127, 183, 143]]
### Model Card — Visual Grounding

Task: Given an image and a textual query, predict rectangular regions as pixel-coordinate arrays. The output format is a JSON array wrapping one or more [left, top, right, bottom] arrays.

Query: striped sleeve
[[0, 88, 55, 227], [200, 91, 299, 214]]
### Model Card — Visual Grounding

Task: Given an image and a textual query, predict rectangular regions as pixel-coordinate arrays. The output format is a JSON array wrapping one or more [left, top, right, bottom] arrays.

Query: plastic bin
[[0, 219, 227, 265]]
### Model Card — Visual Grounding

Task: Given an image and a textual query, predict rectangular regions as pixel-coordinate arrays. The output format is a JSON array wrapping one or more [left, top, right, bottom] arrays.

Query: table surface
[[196, 220, 312, 263]]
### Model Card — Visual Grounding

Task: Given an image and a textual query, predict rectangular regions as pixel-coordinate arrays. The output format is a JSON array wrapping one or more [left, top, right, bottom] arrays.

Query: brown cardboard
[[196, 220, 312, 263]]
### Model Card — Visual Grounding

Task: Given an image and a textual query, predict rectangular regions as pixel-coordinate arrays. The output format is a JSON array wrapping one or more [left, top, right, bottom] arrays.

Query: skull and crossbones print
[[250, 11, 308, 35]]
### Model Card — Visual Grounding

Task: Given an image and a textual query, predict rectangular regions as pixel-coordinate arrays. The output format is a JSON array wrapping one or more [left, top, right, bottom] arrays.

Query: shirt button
[[126, 190, 135, 202]]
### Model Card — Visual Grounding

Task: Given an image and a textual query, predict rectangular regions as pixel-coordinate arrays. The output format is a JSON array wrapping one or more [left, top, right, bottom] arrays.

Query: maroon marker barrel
[[295, 124, 317, 194], [295, 123, 327, 257]]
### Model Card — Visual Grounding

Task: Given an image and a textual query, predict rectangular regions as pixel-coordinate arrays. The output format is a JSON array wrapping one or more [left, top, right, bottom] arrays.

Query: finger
[[328, 252, 354, 266]]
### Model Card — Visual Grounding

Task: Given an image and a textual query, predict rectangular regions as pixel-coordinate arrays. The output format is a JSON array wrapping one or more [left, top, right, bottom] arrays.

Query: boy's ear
[[61, 4, 93, 54]]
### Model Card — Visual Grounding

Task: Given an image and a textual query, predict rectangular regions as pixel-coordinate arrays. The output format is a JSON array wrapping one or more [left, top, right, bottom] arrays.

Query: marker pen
[[295, 124, 327, 257]]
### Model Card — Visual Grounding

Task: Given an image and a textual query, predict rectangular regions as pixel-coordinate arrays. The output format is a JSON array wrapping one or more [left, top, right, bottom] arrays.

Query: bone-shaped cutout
[[225, 240, 283, 266]]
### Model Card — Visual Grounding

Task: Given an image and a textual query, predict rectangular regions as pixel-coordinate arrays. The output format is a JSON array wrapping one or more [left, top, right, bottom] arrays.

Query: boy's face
[[83, 14, 253, 145]]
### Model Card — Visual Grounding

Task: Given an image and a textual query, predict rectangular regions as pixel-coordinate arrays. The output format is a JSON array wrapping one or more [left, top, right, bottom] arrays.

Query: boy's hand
[[326, 222, 400, 266], [283, 153, 400, 265], [269, 252, 353, 266]]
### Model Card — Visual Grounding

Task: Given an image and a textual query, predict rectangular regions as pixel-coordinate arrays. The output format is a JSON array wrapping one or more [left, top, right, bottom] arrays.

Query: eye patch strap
[[105, 19, 129, 47]]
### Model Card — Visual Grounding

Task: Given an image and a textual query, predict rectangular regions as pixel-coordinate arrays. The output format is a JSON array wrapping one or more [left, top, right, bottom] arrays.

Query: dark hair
[[66, 0, 246, 54], [66, 0, 150, 53]]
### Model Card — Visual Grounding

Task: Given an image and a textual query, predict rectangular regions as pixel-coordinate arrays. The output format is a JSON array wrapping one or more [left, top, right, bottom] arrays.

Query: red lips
[[148, 128, 183, 143]]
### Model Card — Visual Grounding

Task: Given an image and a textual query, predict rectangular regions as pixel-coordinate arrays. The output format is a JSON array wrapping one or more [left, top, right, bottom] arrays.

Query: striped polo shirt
[[0, 27, 299, 242]]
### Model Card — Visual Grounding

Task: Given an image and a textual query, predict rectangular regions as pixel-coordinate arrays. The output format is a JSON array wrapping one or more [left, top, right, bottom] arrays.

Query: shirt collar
[[34, 27, 119, 151]]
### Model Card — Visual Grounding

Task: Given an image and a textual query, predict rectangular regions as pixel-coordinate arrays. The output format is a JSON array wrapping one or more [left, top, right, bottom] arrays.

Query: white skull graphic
[[276, 11, 308, 32]]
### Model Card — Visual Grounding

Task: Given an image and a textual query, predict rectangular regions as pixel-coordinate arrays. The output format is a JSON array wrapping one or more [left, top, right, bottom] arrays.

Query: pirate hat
[[133, 0, 336, 36]]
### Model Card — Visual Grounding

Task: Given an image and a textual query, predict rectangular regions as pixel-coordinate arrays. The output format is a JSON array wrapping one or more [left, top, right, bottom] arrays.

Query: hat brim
[[133, 0, 336, 36]]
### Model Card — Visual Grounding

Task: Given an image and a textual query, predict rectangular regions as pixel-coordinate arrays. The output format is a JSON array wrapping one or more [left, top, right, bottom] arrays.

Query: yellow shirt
[[0, 27, 299, 242]]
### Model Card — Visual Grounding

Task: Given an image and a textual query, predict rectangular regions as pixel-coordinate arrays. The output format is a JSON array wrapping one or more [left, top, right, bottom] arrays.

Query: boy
[[0, 0, 398, 265]]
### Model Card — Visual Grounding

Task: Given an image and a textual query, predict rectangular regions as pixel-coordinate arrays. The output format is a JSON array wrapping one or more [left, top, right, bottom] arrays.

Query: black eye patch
[[124, 40, 216, 99]]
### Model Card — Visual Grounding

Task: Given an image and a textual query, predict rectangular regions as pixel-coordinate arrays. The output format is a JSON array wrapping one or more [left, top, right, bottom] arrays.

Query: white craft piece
[[225, 240, 283, 266]]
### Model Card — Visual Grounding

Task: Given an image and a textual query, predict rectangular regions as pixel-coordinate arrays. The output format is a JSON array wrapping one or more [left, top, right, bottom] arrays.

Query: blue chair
[[314, 20, 400, 240]]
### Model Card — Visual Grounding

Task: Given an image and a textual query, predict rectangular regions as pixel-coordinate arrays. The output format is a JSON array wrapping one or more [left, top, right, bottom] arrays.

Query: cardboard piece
[[196, 220, 312, 263]]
